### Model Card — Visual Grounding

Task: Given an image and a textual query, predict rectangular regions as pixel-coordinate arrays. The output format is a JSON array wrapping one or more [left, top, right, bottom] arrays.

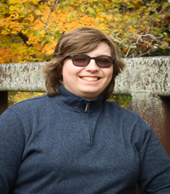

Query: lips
[[80, 76, 100, 81]]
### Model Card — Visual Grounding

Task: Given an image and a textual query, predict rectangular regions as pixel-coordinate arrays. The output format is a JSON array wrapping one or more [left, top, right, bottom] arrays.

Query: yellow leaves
[[10, 92, 46, 105], [1, 30, 9, 35], [129, 26, 137, 34], [113, 17, 119, 22], [9, 5, 17, 12], [8, 0, 40, 4], [42, 43, 55, 56], [1, 0, 98, 64], [34, 9, 42, 16], [144, 9, 150, 15], [161, 42, 169, 50], [0, 0, 169, 64], [10, 22, 23, 32], [0, 40, 45, 64], [163, 37, 170, 41], [29, 14, 35, 22], [31, 0, 43, 4]]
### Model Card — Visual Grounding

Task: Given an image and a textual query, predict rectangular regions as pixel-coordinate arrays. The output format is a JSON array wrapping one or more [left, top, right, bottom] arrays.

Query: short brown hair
[[43, 27, 125, 100]]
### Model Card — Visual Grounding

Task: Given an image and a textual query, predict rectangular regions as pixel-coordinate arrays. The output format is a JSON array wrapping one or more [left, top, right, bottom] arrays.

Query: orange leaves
[[122, 46, 129, 53], [0, 0, 170, 63], [0, 49, 18, 64]]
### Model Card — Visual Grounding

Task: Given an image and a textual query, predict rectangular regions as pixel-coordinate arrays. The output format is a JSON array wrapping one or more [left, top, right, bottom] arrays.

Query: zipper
[[85, 100, 90, 112]]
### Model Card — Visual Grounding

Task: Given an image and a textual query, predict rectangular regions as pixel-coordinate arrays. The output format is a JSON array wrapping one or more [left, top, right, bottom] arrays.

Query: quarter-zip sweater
[[0, 85, 170, 194]]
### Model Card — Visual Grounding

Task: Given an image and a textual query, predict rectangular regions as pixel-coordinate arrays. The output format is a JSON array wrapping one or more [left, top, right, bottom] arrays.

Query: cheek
[[106, 68, 113, 82], [62, 63, 80, 82], [62, 65, 70, 85], [62, 62, 72, 78]]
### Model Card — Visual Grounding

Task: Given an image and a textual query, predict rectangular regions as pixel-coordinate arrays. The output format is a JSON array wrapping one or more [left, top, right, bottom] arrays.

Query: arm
[[0, 108, 25, 193], [137, 119, 170, 194]]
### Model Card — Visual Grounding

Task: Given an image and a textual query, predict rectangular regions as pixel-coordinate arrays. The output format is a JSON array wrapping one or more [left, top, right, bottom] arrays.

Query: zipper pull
[[85, 101, 90, 112]]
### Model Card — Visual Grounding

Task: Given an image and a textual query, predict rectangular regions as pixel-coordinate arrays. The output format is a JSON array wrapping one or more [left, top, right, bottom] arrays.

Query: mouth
[[80, 76, 101, 82]]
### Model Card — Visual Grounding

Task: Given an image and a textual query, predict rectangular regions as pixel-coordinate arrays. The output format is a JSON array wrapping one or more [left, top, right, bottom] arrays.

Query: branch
[[159, 2, 170, 14], [45, 0, 59, 30], [34, 0, 59, 30], [135, 34, 163, 45], [38, 17, 47, 25], [125, 44, 135, 57], [18, 32, 29, 44], [110, 35, 123, 44], [110, 35, 136, 48], [78, 0, 84, 5], [138, 47, 158, 57], [111, 31, 168, 58]]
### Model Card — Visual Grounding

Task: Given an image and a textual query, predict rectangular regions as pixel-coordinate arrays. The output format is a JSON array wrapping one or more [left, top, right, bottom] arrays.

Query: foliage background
[[0, 0, 169, 107]]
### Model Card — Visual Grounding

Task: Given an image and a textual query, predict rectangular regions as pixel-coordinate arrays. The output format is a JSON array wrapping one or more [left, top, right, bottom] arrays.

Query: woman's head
[[43, 27, 125, 100]]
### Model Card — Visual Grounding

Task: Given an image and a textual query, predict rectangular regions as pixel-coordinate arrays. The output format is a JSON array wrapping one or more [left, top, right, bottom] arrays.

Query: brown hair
[[43, 27, 125, 100]]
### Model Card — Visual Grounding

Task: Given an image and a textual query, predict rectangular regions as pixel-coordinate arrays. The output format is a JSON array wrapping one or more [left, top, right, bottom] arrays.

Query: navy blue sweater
[[0, 85, 170, 194]]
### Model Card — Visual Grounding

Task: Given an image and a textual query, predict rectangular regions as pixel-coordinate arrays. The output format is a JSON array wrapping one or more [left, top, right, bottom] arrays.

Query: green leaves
[[25, 3, 35, 11], [66, 11, 76, 21], [92, 1, 99, 6], [23, 24, 30, 30], [86, 7, 97, 18], [26, 30, 34, 36], [34, 30, 43, 37], [41, 30, 61, 46], [41, 34, 51, 45]]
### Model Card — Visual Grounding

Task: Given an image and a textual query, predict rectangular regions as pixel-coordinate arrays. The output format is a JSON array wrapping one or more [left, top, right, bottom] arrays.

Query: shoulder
[[104, 101, 143, 124], [1, 95, 57, 134], [104, 101, 151, 143], [11, 94, 48, 106], [1, 95, 57, 123], [8, 94, 50, 113]]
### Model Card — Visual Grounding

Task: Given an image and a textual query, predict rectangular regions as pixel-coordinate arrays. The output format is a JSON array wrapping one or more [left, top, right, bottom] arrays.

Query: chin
[[80, 91, 99, 99]]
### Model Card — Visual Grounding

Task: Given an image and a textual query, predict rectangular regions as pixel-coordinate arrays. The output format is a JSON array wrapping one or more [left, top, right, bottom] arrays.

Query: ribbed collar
[[55, 84, 104, 112]]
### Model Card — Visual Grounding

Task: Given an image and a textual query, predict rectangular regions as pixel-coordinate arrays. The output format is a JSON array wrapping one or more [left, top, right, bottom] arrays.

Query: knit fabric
[[0, 85, 170, 194]]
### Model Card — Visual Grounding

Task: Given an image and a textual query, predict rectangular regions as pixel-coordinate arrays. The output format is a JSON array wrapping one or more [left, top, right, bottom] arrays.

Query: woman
[[0, 27, 170, 194]]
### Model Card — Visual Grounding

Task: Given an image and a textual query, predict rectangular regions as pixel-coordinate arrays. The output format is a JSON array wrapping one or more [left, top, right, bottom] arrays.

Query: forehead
[[85, 42, 111, 56]]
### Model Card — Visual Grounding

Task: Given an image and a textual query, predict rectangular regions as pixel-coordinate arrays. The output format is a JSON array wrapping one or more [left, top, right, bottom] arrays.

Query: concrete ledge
[[0, 62, 45, 92], [0, 57, 170, 96], [114, 56, 170, 96]]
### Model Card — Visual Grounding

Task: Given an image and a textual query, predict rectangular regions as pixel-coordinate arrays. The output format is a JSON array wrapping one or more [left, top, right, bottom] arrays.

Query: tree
[[1, 0, 170, 62]]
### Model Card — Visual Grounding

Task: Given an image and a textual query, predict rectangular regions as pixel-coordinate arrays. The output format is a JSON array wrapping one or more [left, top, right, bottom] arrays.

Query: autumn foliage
[[0, 0, 170, 106]]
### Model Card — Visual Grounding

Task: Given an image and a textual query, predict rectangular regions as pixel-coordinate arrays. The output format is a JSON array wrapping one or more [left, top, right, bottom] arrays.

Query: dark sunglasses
[[66, 54, 115, 68]]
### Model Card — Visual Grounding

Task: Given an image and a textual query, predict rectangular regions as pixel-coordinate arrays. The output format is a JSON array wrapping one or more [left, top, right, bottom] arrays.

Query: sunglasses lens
[[96, 57, 113, 68], [73, 55, 89, 67], [70, 55, 114, 68]]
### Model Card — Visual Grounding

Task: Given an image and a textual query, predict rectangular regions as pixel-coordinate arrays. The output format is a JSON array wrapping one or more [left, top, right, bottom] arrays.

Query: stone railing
[[0, 57, 170, 157]]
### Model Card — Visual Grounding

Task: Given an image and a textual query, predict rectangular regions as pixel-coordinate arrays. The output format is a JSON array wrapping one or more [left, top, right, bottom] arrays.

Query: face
[[62, 42, 113, 99]]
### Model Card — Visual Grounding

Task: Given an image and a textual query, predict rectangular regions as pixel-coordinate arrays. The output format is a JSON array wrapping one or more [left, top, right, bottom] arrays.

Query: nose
[[85, 58, 99, 72]]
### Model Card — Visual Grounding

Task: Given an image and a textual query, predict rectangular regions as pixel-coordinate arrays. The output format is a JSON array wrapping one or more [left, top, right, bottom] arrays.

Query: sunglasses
[[66, 54, 115, 68]]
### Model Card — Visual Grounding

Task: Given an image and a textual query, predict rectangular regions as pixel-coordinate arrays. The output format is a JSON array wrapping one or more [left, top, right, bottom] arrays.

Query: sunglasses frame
[[66, 54, 115, 68]]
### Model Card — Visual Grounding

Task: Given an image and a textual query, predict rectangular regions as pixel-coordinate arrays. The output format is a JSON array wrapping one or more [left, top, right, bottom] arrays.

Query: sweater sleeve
[[0, 108, 25, 193], [136, 118, 170, 194]]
